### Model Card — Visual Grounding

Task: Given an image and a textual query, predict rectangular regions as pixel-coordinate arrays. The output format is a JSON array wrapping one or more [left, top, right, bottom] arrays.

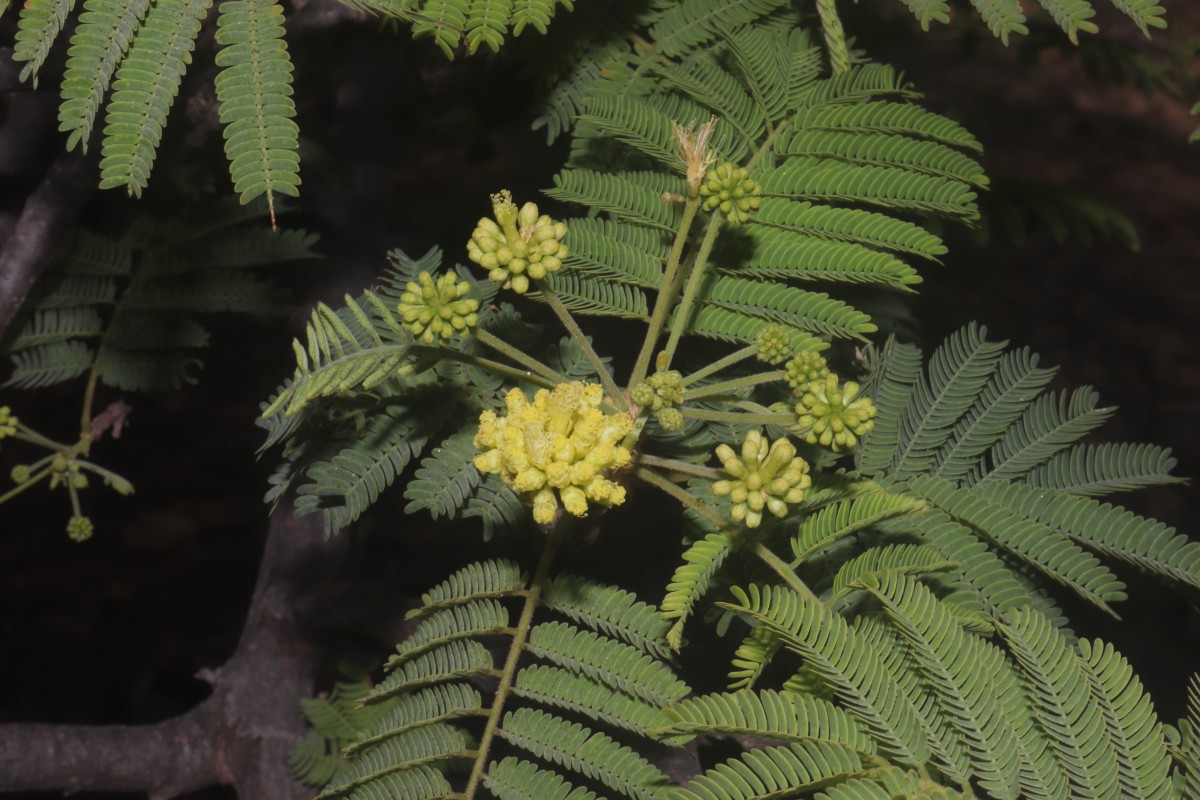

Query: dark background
[[0, 1, 1198, 796]]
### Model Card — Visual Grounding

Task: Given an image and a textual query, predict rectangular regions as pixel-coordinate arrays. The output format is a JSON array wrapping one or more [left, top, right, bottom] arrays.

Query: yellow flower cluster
[[467, 190, 568, 295], [474, 382, 633, 525], [712, 430, 811, 528], [699, 162, 762, 224]]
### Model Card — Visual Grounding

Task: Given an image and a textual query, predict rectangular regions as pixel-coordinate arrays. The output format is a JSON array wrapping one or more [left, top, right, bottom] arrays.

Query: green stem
[[629, 198, 701, 391], [0, 467, 52, 505], [661, 214, 722, 370], [473, 328, 568, 386], [461, 522, 565, 800], [751, 539, 821, 604], [12, 426, 64, 451], [637, 454, 723, 480], [681, 407, 793, 426], [684, 371, 785, 401], [635, 466, 730, 532], [534, 278, 626, 408], [417, 344, 557, 390], [73, 459, 134, 490], [80, 366, 100, 441], [680, 344, 758, 387]]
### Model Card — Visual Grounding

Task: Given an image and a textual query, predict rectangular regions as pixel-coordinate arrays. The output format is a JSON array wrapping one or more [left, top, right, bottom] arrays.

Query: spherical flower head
[[795, 375, 877, 452], [755, 325, 793, 365], [467, 190, 568, 295], [785, 351, 831, 394], [0, 406, 17, 439], [711, 430, 811, 528], [473, 381, 633, 526], [10, 465, 31, 484], [655, 407, 684, 432], [398, 271, 480, 343], [699, 162, 762, 224], [66, 515, 93, 542]]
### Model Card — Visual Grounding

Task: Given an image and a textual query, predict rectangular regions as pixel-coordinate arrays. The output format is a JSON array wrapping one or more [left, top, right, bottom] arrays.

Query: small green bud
[[785, 351, 831, 394], [755, 325, 793, 365], [106, 474, 135, 496], [72, 472, 88, 490], [397, 271, 480, 343], [66, 515, 93, 542], [10, 465, 31, 484], [699, 162, 762, 224], [656, 407, 684, 432], [0, 406, 17, 439], [630, 383, 655, 407]]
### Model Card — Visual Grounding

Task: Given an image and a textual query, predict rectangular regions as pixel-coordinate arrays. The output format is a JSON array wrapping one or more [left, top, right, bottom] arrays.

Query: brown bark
[[0, 508, 341, 798]]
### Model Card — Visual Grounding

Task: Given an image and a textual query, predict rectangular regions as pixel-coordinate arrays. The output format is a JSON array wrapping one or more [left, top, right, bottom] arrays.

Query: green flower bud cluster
[[712, 430, 811, 528], [794, 375, 877, 452], [10, 465, 31, 484], [66, 515, 93, 542], [755, 325, 793, 365], [397, 271, 480, 343], [631, 369, 686, 432], [467, 190, 568, 295], [785, 351, 831, 395], [699, 163, 762, 224], [0, 405, 17, 439]]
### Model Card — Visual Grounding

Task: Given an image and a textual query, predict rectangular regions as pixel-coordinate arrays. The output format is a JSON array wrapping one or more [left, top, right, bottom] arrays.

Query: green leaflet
[[97, 0, 213, 196], [215, 0, 301, 222], [13, 0, 78, 86], [58, 0, 152, 150]]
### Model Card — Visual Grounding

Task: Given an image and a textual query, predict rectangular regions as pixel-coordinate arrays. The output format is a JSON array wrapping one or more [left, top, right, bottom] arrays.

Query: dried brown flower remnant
[[672, 117, 718, 198]]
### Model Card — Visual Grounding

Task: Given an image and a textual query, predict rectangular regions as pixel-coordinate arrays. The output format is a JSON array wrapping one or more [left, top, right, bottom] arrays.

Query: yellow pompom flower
[[699, 162, 762, 224], [397, 271, 479, 343], [712, 430, 811, 529], [467, 190, 568, 295], [473, 381, 633, 525], [795, 375, 877, 452]]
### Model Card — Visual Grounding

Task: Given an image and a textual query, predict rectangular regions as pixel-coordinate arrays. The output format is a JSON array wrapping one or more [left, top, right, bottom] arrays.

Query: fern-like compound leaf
[[658, 689, 876, 753], [368, 639, 497, 704], [498, 707, 672, 800], [670, 739, 864, 800], [697, 276, 877, 341], [975, 481, 1200, 592], [894, 0, 951, 30], [547, 170, 687, 233], [751, 197, 943, 262], [214, 0, 301, 224], [512, 664, 673, 737], [999, 608, 1121, 800], [291, 679, 396, 787], [98, 0, 212, 196], [294, 405, 433, 535], [484, 757, 600, 800], [906, 476, 1127, 614], [344, 683, 482, 757], [58, 0, 152, 150], [4, 340, 94, 388], [829, 544, 957, 600], [889, 323, 1008, 480], [1178, 675, 1200, 800], [532, 271, 649, 318], [317, 724, 468, 798], [390, 598, 509, 664], [661, 531, 735, 651], [859, 571, 1023, 798], [409, 558, 527, 617], [722, 584, 930, 765], [970, 0, 1029, 43], [1023, 442, 1184, 496], [649, 0, 791, 57], [525, 621, 690, 707], [792, 492, 925, 565], [563, 218, 667, 288], [5, 308, 105, 353], [858, 338, 923, 476], [929, 346, 1058, 483], [542, 574, 673, 660], [1035, 0, 1100, 43], [403, 430, 482, 520], [13, 0, 77, 86], [1076, 639, 1172, 800]]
